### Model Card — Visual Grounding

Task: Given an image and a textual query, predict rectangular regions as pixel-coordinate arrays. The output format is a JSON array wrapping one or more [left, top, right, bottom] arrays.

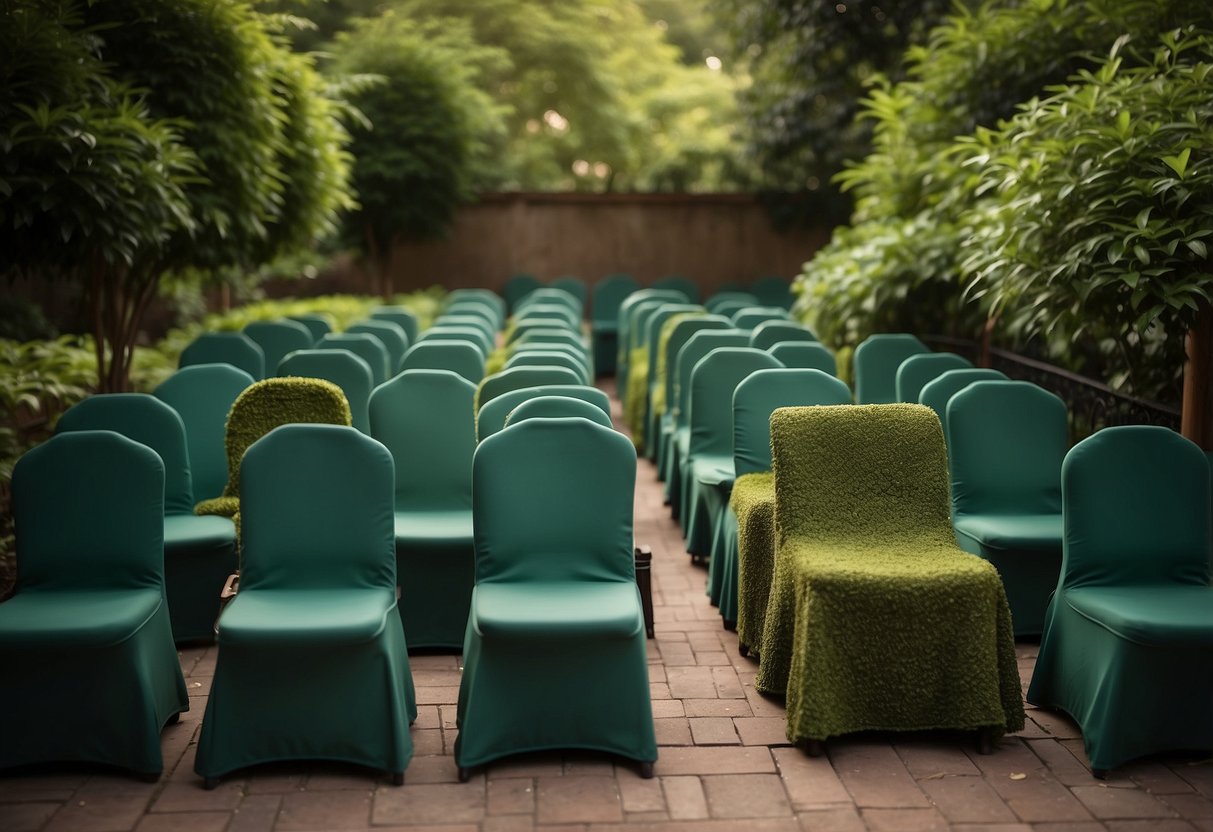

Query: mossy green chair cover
[[918, 368, 1007, 441], [506, 349, 590, 383], [656, 315, 732, 479], [751, 275, 795, 309], [243, 320, 314, 378], [371, 305, 422, 345], [653, 273, 699, 303], [504, 395, 613, 431], [503, 273, 542, 312], [948, 381, 1066, 636], [591, 273, 640, 374], [195, 424, 415, 785], [371, 370, 477, 650], [195, 377, 352, 519], [348, 319, 410, 374], [401, 340, 486, 383], [286, 313, 333, 343], [706, 291, 758, 314], [640, 303, 703, 458], [617, 289, 686, 393], [455, 417, 656, 776], [895, 351, 973, 403], [757, 404, 1024, 745], [0, 430, 188, 777], [750, 320, 817, 350], [475, 365, 582, 413], [420, 325, 493, 356], [731, 306, 791, 331], [852, 333, 930, 404], [551, 275, 588, 307], [317, 332, 390, 387], [725, 369, 852, 644], [180, 331, 265, 379], [155, 364, 255, 502], [279, 349, 374, 434], [1029, 426, 1213, 774], [478, 384, 611, 441], [767, 341, 838, 376], [57, 394, 237, 644]]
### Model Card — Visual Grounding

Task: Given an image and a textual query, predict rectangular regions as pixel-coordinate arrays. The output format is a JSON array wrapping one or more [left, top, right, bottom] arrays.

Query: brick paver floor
[[3, 379, 1213, 830]]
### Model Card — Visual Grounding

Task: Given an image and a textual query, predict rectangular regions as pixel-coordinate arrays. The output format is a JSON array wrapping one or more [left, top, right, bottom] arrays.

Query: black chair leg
[[634, 545, 655, 639]]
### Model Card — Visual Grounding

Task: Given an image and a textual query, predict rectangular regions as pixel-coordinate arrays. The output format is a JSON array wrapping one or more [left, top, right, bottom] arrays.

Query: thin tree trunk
[[978, 313, 999, 369], [1181, 299, 1213, 450]]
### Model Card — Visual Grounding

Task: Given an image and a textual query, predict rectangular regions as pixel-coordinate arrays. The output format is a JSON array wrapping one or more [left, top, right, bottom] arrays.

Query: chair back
[[447, 288, 505, 321], [853, 333, 930, 404], [435, 313, 496, 342], [653, 274, 699, 303], [442, 302, 499, 333], [895, 352, 973, 403], [731, 306, 790, 331], [243, 320, 314, 376], [477, 365, 582, 412], [662, 315, 732, 415], [674, 329, 748, 421], [478, 384, 610, 441], [645, 303, 702, 357], [347, 320, 410, 373], [371, 305, 421, 344], [550, 275, 588, 308], [706, 291, 758, 314], [504, 395, 613, 431], [179, 331, 265, 379], [278, 349, 374, 434], [750, 275, 794, 309], [733, 369, 852, 476], [317, 332, 390, 386], [516, 303, 579, 329], [420, 325, 492, 356], [506, 350, 590, 383], [591, 273, 640, 324], [502, 273, 542, 312], [519, 289, 582, 318], [286, 313, 333, 343], [918, 368, 1007, 435], [750, 320, 817, 350], [617, 289, 686, 365], [688, 348, 782, 458], [767, 341, 837, 376], [400, 340, 485, 383], [512, 328, 586, 353]]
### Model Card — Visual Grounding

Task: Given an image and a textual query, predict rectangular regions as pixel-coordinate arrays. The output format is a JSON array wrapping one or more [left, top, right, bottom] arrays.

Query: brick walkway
[[3, 381, 1213, 830]]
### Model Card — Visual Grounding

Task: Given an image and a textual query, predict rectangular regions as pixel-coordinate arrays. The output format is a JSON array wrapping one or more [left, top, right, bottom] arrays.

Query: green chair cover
[[767, 341, 838, 376], [1029, 425, 1213, 773], [371, 370, 477, 650], [56, 394, 237, 644], [505, 320, 578, 349], [503, 273, 542, 312], [757, 404, 1024, 745], [420, 325, 493, 356], [705, 291, 757, 314], [438, 313, 497, 343], [317, 332, 390, 387], [617, 289, 686, 392], [590, 273, 640, 374], [347, 319, 410, 374], [653, 273, 700, 303], [279, 349, 374, 434], [155, 363, 255, 502], [655, 315, 732, 480], [447, 288, 505, 321], [948, 381, 1066, 636], [0, 430, 188, 777], [725, 370, 852, 641], [518, 289, 582, 318], [895, 351, 973, 403], [711, 298, 753, 320], [511, 339, 591, 365], [918, 368, 1007, 441], [401, 340, 486, 383], [504, 395, 613, 431], [455, 417, 656, 775], [371, 305, 422, 345], [243, 320, 314, 377], [442, 301, 500, 334], [749, 320, 817, 350], [507, 349, 591, 383], [477, 384, 611, 441], [476, 365, 582, 412], [731, 306, 791, 331], [286, 313, 333, 343], [512, 327, 589, 353], [180, 331, 265, 380], [751, 275, 795, 309], [646, 309, 705, 463], [195, 377, 352, 519], [622, 299, 687, 443], [635, 303, 703, 455], [515, 303, 580, 330], [195, 424, 415, 785], [853, 333, 930, 404], [550, 275, 588, 308]]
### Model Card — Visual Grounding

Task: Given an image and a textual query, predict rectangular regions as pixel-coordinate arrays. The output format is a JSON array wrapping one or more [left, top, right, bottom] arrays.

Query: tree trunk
[[978, 313, 999, 369], [1181, 299, 1213, 450]]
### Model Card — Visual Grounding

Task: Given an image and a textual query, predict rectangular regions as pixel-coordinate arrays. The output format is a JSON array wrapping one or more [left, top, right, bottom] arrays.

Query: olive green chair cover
[[401, 340, 485, 383], [948, 381, 1066, 636], [918, 368, 1008, 441], [195, 377, 352, 519], [656, 315, 732, 479], [751, 275, 795, 309], [706, 291, 758, 313], [756, 404, 1024, 745], [722, 370, 852, 642], [476, 365, 582, 413], [56, 394, 237, 644], [286, 313, 333, 343], [750, 320, 817, 350], [591, 273, 640, 374], [196, 424, 415, 784], [155, 363, 255, 502], [455, 417, 656, 774], [767, 341, 838, 376], [371, 370, 477, 650], [503, 273, 542, 312], [1030, 426, 1213, 773], [638, 303, 703, 458], [550, 275, 588, 308], [243, 320, 315, 376], [347, 320, 410, 374], [421, 325, 493, 356], [371, 305, 422, 345], [617, 289, 686, 392], [317, 332, 391, 387], [478, 384, 611, 441], [0, 430, 188, 777], [853, 333, 931, 404], [506, 349, 590, 383], [180, 331, 265, 379], [731, 306, 791, 331], [278, 349, 374, 434], [653, 273, 699, 303], [895, 351, 973, 403], [504, 395, 613, 431]]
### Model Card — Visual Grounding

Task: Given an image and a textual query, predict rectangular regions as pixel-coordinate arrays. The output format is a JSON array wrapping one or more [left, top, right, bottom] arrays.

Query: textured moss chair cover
[[767, 341, 838, 376], [478, 384, 611, 441], [348, 319, 410, 374], [895, 352, 973, 403], [0, 431, 188, 776], [1027, 426, 1213, 773], [371, 370, 477, 650], [591, 273, 640, 374], [948, 381, 1066, 636], [731, 306, 791, 331], [504, 395, 613, 431], [725, 370, 852, 644], [286, 313, 333, 343], [918, 368, 1007, 440], [653, 273, 699, 303], [706, 291, 758, 313], [279, 349, 375, 434], [155, 364, 255, 502], [401, 340, 486, 383], [503, 272, 542, 312], [195, 377, 352, 519], [656, 315, 732, 479], [317, 332, 390, 387], [420, 325, 493, 356], [758, 404, 1024, 744], [243, 320, 315, 377], [371, 305, 422, 345], [617, 289, 686, 393], [456, 417, 656, 773], [196, 424, 415, 784], [476, 365, 582, 413], [751, 275, 794, 309], [641, 304, 703, 459], [507, 349, 590, 383], [180, 331, 265, 380], [852, 333, 931, 404], [57, 394, 237, 643]]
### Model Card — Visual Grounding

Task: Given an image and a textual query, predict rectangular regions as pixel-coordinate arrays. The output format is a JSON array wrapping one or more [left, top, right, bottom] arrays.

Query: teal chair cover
[[180, 331, 265, 379], [749, 320, 817, 350], [56, 394, 237, 644], [518, 290, 582, 318], [195, 424, 415, 785], [948, 381, 1066, 636], [853, 333, 931, 404], [371, 305, 421, 345], [507, 349, 591, 383], [617, 289, 686, 390], [656, 315, 733, 480], [401, 340, 485, 383], [506, 320, 579, 348], [503, 273, 542, 312], [279, 349, 374, 434], [0, 430, 188, 777], [653, 273, 699, 303], [731, 306, 790, 331], [286, 313, 333, 343], [442, 302, 500, 334], [895, 351, 973, 403], [711, 298, 753, 320], [371, 370, 477, 650], [243, 320, 314, 377], [1029, 426, 1213, 774], [705, 291, 757, 314], [918, 368, 1008, 441], [512, 327, 589, 353], [504, 395, 613, 431], [420, 325, 493, 356], [641, 303, 703, 459], [751, 275, 794, 309], [590, 273, 640, 375], [619, 299, 679, 430], [438, 313, 497, 342], [455, 417, 656, 776], [447, 288, 505, 321], [478, 384, 611, 441], [476, 365, 582, 412], [550, 275, 588, 308], [155, 364, 255, 502], [318, 332, 391, 386], [347, 319, 410, 374], [767, 341, 838, 376], [516, 305, 580, 330]]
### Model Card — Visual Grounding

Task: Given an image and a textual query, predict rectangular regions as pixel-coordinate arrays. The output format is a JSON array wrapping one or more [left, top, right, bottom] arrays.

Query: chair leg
[[389, 771, 404, 786], [1092, 768, 1108, 780], [738, 643, 749, 658], [458, 766, 473, 783], [167, 711, 181, 725], [976, 728, 996, 756], [139, 771, 161, 784], [639, 761, 655, 779], [203, 776, 220, 790], [800, 739, 825, 757], [634, 546, 655, 639]]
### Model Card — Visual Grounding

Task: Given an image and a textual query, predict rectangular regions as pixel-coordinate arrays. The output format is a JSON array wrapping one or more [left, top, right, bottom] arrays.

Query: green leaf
[[1135, 207, 1152, 229], [1161, 146, 1191, 177], [1188, 239, 1209, 259], [1133, 244, 1151, 265]]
